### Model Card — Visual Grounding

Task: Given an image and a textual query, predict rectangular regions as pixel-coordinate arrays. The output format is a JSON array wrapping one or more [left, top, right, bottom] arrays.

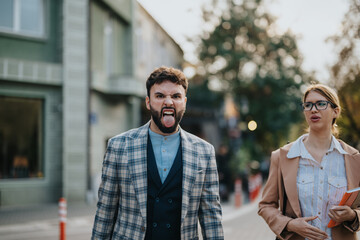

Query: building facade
[[0, 0, 184, 207]]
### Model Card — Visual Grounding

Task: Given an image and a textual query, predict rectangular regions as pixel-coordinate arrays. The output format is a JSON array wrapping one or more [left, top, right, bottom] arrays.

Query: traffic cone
[[59, 197, 67, 240], [234, 178, 242, 208]]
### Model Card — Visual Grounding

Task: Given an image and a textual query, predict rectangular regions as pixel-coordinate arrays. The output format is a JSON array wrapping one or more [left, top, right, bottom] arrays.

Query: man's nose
[[164, 96, 173, 105]]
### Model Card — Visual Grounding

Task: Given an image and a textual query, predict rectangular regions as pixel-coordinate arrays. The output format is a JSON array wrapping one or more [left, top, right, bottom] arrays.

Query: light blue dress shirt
[[287, 134, 349, 240], [149, 129, 181, 183]]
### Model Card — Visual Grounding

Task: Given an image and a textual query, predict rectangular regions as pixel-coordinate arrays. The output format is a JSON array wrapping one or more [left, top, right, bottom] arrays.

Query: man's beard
[[150, 105, 185, 134]]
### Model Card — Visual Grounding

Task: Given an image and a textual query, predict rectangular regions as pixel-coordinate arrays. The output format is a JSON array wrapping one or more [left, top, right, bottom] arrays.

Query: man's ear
[[145, 96, 150, 110]]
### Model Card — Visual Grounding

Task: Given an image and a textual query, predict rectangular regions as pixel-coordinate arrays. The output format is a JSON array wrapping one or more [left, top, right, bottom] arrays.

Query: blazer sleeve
[[198, 144, 224, 240], [92, 138, 120, 239], [258, 149, 294, 240]]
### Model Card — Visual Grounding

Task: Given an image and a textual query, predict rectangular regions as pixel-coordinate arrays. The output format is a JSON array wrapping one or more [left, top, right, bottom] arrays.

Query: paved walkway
[[1, 195, 359, 239]]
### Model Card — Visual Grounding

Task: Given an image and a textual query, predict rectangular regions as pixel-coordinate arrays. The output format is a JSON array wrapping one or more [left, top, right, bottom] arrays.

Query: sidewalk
[[0, 198, 244, 226], [0, 193, 251, 240], [0, 202, 97, 226]]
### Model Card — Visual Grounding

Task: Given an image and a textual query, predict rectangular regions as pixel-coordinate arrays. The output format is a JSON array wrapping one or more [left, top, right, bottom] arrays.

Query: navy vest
[[145, 137, 183, 240]]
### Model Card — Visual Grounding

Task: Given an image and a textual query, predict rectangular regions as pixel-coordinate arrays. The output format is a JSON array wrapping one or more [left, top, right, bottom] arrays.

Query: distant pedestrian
[[258, 84, 360, 240], [216, 144, 232, 202], [92, 66, 224, 240]]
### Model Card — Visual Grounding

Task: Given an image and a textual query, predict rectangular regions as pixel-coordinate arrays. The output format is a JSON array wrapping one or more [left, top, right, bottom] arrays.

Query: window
[[0, 0, 44, 37], [0, 96, 43, 179]]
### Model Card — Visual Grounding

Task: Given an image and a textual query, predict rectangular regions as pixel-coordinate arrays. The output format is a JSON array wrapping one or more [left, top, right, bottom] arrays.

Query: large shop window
[[0, 0, 44, 37], [0, 96, 43, 179]]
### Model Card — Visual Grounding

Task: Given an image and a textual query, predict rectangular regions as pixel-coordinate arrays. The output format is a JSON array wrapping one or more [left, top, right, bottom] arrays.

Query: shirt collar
[[148, 128, 180, 141], [287, 134, 348, 158]]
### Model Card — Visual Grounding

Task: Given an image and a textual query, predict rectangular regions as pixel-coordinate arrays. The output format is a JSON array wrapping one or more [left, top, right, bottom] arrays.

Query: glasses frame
[[301, 100, 335, 111]]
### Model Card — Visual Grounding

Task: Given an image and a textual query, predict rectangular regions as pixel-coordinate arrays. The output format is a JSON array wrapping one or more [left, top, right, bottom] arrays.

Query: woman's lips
[[310, 115, 321, 122]]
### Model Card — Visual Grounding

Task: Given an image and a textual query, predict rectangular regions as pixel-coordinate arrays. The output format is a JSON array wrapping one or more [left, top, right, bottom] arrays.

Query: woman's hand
[[286, 216, 328, 240], [328, 206, 356, 223]]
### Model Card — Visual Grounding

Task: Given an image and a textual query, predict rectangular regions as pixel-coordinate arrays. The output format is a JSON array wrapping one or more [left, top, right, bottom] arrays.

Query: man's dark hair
[[146, 66, 188, 97]]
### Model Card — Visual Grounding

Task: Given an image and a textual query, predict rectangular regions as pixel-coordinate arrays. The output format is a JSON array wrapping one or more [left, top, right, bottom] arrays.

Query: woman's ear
[[333, 107, 340, 119]]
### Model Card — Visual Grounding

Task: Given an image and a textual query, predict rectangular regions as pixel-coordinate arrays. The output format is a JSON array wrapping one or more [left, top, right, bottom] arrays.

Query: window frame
[[0, 94, 45, 181], [0, 0, 46, 39]]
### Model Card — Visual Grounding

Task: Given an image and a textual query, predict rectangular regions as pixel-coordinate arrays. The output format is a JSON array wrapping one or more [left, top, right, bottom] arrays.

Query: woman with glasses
[[258, 84, 360, 240]]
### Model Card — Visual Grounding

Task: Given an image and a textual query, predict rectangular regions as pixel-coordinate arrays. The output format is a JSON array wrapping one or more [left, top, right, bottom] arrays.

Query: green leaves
[[197, 0, 307, 154]]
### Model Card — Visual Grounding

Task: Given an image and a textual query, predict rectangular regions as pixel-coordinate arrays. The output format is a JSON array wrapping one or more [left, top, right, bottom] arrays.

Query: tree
[[329, 0, 360, 148], [196, 0, 308, 157]]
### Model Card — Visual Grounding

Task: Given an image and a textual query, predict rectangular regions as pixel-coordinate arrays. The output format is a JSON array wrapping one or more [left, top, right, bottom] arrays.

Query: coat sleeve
[[92, 138, 120, 239], [342, 150, 360, 233], [258, 149, 294, 240], [198, 144, 224, 240]]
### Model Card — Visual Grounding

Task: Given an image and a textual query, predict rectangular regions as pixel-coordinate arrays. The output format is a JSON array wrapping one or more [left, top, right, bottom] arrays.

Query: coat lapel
[[147, 137, 163, 189], [340, 141, 360, 190], [280, 146, 302, 218], [127, 122, 150, 220], [180, 129, 198, 223]]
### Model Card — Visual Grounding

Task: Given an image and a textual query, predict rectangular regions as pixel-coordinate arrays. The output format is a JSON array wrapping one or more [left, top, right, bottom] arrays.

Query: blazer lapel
[[127, 122, 149, 220], [161, 145, 182, 192], [147, 137, 163, 189], [180, 129, 198, 223], [340, 141, 360, 190], [280, 146, 302, 218]]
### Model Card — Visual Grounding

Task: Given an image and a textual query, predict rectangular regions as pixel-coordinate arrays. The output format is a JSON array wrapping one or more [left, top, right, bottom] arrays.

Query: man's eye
[[156, 95, 164, 98]]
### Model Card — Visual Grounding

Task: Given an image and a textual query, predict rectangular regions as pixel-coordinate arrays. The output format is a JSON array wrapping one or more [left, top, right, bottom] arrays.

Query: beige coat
[[258, 140, 360, 240]]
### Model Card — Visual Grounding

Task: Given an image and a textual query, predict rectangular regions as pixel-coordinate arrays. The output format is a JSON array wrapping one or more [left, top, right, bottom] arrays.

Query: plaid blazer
[[92, 122, 224, 240]]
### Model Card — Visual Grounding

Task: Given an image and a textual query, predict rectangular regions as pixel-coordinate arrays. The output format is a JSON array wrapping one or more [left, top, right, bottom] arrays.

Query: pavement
[[2, 194, 357, 239], [0, 194, 250, 239]]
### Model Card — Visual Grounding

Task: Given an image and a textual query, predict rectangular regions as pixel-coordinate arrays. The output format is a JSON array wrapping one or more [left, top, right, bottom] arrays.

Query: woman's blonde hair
[[303, 84, 341, 137]]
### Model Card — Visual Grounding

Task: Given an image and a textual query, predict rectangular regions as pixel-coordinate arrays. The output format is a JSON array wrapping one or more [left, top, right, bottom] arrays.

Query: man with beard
[[92, 66, 224, 240]]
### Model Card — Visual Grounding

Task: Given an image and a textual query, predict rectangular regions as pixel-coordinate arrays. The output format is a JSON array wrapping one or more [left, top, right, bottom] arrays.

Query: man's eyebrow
[[153, 92, 182, 96]]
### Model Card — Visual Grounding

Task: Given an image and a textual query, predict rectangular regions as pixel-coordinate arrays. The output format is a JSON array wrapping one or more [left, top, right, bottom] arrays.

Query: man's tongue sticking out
[[162, 109, 175, 128]]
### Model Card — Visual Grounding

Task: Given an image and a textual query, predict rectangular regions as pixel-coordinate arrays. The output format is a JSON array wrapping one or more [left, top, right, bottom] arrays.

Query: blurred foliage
[[329, 0, 360, 148], [196, 0, 310, 160], [187, 78, 224, 108]]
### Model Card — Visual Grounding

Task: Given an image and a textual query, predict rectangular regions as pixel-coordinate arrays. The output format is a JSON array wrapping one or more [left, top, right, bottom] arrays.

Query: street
[[222, 202, 274, 239], [0, 200, 359, 239], [0, 201, 274, 240]]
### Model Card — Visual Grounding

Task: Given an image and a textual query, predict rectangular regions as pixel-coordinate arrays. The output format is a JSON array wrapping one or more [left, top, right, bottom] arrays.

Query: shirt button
[[162, 150, 166, 152], [318, 212, 321, 215], [320, 181, 323, 184], [166, 223, 171, 228], [164, 168, 167, 172], [320, 166, 323, 170], [153, 222, 157, 228], [141, 226, 146, 232], [164, 137, 167, 140]]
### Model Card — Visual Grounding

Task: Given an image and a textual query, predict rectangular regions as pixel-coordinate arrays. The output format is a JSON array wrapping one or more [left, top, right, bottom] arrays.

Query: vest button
[[153, 222, 157, 228], [168, 198, 173, 203], [155, 197, 160, 202], [166, 223, 171, 228]]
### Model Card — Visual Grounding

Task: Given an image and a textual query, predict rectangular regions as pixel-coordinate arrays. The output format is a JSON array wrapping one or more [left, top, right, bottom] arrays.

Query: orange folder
[[328, 186, 360, 228]]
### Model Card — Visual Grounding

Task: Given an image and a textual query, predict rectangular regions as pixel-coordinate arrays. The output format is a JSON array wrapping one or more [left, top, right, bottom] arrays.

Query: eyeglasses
[[301, 100, 335, 111]]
